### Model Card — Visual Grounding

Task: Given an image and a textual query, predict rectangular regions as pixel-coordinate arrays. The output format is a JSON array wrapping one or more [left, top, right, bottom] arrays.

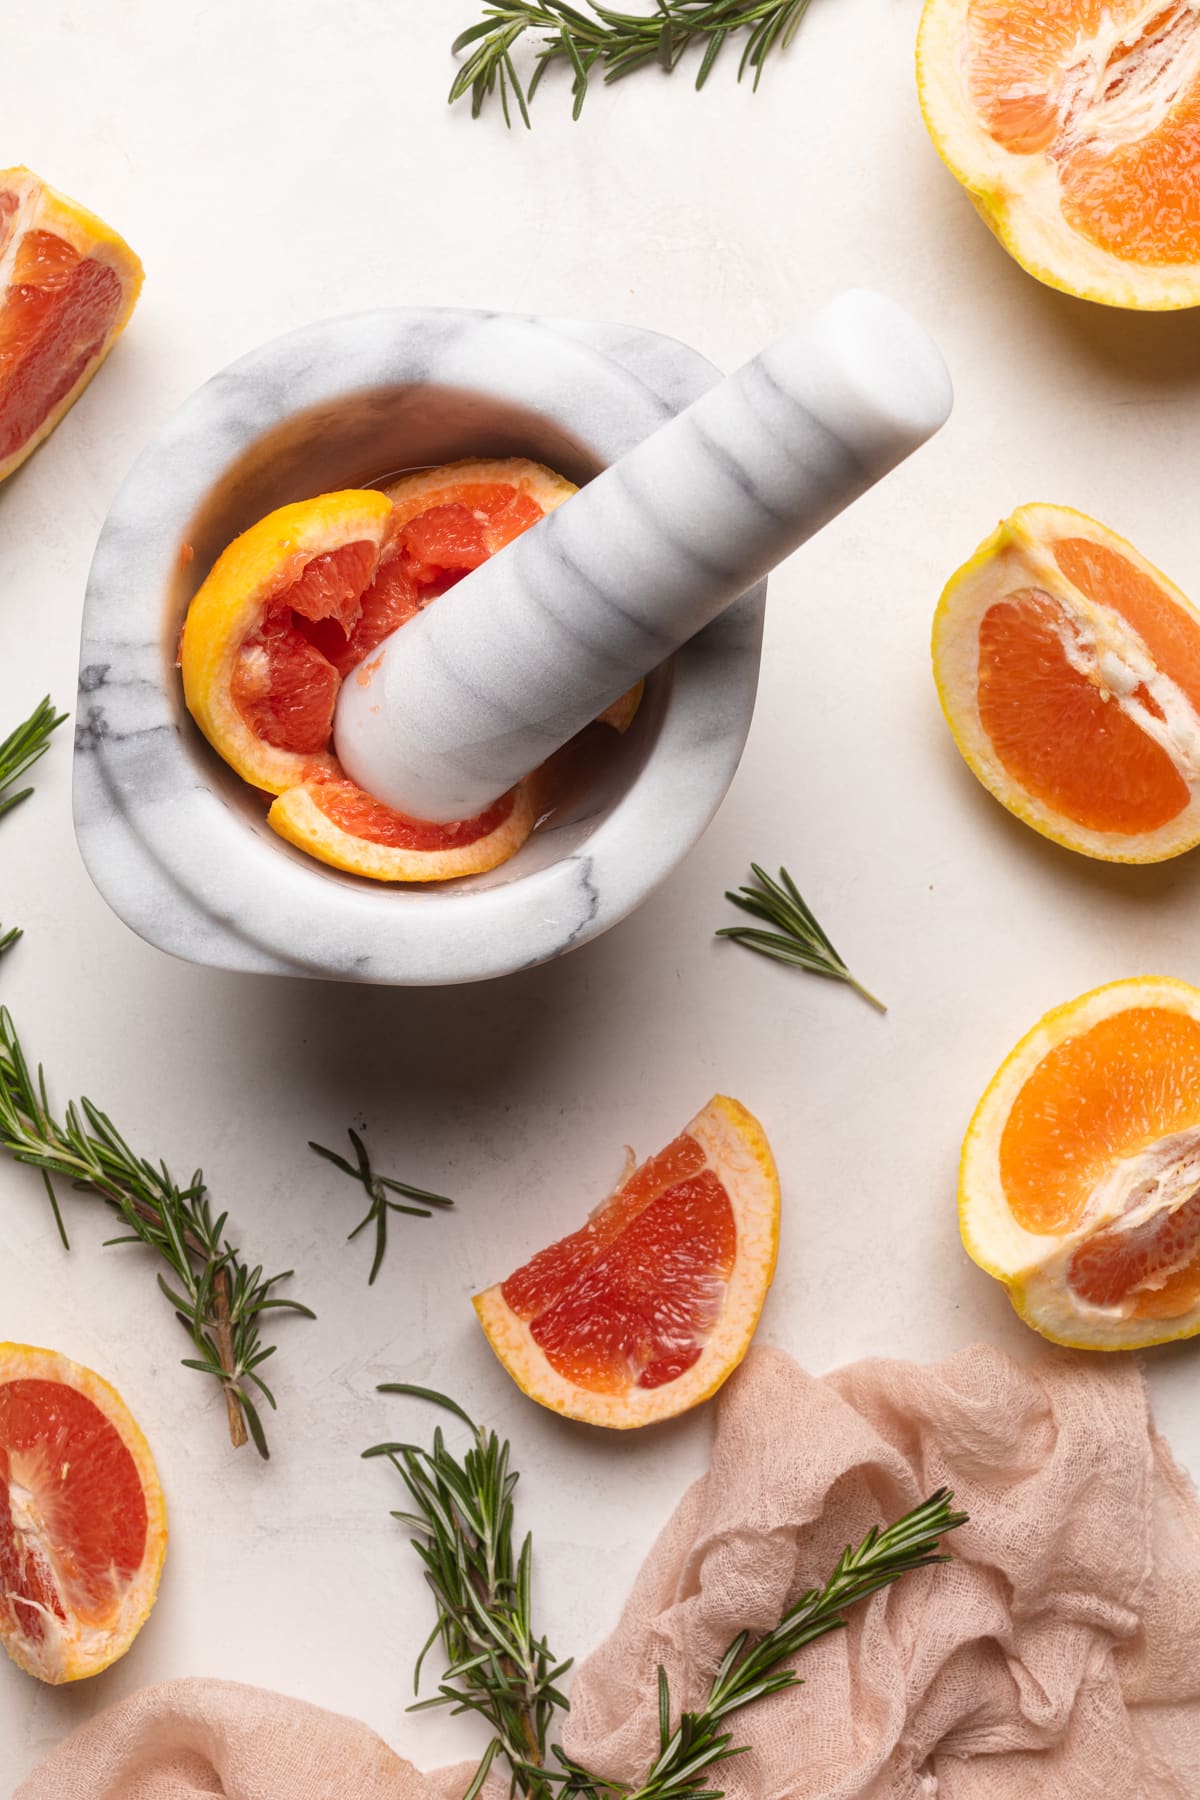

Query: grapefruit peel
[[933, 503, 1200, 862], [0, 1343, 167, 1684], [960, 977, 1200, 1351], [474, 1095, 780, 1430]]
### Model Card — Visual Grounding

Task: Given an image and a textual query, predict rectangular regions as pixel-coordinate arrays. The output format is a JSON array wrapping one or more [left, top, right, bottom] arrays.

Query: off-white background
[[3, 0, 1199, 1789]]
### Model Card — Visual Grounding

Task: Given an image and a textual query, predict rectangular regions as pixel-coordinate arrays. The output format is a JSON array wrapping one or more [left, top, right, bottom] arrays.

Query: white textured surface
[[2, 0, 1200, 1791]]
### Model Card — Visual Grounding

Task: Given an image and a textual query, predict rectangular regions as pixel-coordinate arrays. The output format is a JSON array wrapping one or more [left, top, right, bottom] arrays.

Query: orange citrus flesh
[[917, 0, 1200, 307], [932, 504, 1200, 861], [977, 591, 1189, 833], [960, 978, 1200, 1349], [0, 169, 143, 481], [474, 1097, 780, 1428], [1000, 1006, 1200, 1236], [0, 1345, 166, 1683]]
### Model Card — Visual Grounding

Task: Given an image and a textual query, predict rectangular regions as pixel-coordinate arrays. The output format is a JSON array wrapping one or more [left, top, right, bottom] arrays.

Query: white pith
[[960, 978, 1200, 1348], [934, 503, 1200, 860], [474, 1097, 780, 1429], [917, 0, 1200, 307]]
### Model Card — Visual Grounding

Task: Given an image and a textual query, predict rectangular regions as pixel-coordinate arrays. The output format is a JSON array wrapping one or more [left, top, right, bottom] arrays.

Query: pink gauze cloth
[[16, 1343, 1200, 1800]]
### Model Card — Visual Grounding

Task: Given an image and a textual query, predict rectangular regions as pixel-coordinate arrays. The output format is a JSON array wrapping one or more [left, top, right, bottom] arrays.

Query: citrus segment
[[474, 1097, 780, 1428], [0, 1344, 166, 1683], [933, 504, 1200, 860], [0, 168, 143, 481], [960, 977, 1200, 1349], [917, 0, 1200, 307]]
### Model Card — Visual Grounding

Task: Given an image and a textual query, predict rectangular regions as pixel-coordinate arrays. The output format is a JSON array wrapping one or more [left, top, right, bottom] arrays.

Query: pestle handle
[[334, 290, 952, 824]]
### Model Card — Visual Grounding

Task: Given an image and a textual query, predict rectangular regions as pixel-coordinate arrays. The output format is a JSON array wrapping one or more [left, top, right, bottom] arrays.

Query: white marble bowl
[[73, 309, 765, 984]]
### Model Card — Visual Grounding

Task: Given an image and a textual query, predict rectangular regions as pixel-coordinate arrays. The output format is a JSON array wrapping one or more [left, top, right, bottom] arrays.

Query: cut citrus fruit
[[917, 0, 1200, 308], [0, 167, 143, 482], [474, 1096, 780, 1428], [0, 1344, 167, 1683], [961, 977, 1200, 1349], [933, 504, 1200, 861], [268, 775, 536, 883], [180, 459, 642, 883]]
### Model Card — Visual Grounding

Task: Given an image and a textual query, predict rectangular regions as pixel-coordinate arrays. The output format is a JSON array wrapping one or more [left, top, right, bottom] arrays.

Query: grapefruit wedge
[[961, 978, 1200, 1349], [0, 167, 143, 482], [933, 504, 1200, 862], [918, 0, 1200, 308], [0, 1344, 167, 1683], [180, 459, 642, 883], [474, 1097, 780, 1428]]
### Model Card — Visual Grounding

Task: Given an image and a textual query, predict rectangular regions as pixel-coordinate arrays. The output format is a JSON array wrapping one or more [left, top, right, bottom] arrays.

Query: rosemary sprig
[[368, 1390, 965, 1800], [0, 924, 20, 959], [451, 1, 814, 125], [554, 1488, 967, 1800], [0, 1007, 315, 1457], [309, 1129, 455, 1285], [717, 865, 886, 1012], [365, 1386, 571, 1800], [0, 695, 67, 820]]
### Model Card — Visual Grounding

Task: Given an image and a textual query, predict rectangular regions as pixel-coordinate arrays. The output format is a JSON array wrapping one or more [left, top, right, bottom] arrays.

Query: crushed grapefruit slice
[[0, 1344, 166, 1683], [917, 0, 1200, 308], [180, 460, 644, 884], [269, 775, 534, 883], [474, 1096, 780, 1428], [0, 167, 143, 482], [933, 504, 1200, 861], [960, 977, 1200, 1349]]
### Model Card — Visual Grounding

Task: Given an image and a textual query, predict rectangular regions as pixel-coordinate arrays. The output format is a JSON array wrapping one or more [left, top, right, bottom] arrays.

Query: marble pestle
[[334, 289, 952, 824]]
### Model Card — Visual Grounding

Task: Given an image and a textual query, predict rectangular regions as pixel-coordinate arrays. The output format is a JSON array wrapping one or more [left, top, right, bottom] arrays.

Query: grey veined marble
[[335, 292, 952, 824], [73, 302, 950, 987]]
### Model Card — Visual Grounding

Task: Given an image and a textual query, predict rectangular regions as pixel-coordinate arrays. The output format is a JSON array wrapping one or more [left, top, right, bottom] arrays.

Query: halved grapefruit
[[0, 167, 143, 483], [0, 1344, 167, 1683], [933, 504, 1200, 861], [180, 460, 642, 883], [917, 0, 1200, 309], [961, 978, 1200, 1349], [474, 1096, 780, 1428]]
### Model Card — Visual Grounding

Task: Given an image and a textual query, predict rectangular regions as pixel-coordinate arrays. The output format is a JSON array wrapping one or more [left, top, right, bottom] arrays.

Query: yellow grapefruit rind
[[0, 167, 144, 483], [932, 502, 1200, 863], [179, 490, 393, 796], [473, 1095, 781, 1429], [959, 976, 1200, 1351], [0, 1342, 167, 1684], [268, 779, 537, 881], [915, 1, 1200, 311]]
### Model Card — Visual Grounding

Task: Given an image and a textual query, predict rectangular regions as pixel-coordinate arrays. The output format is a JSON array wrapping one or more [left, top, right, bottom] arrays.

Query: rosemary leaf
[[0, 1008, 315, 1456], [0, 696, 67, 820], [366, 1386, 568, 1800], [310, 1129, 454, 1286], [450, 1, 812, 125], [0, 924, 21, 959], [717, 865, 886, 1012]]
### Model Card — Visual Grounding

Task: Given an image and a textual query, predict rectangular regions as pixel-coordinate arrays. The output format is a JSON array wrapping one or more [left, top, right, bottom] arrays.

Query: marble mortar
[[73, 308, 768, 985]]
